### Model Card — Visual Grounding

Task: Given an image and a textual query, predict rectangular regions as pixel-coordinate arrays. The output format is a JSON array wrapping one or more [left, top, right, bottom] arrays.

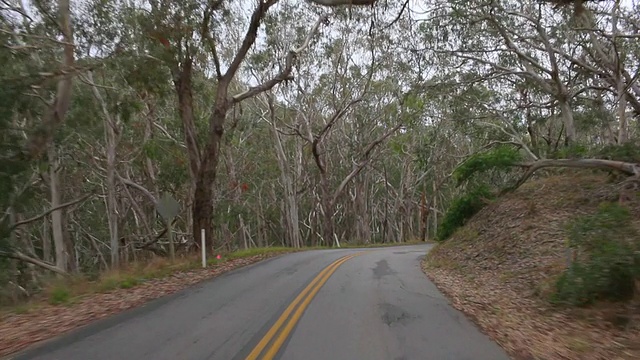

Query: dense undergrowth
[[553, 202, 640, 306]]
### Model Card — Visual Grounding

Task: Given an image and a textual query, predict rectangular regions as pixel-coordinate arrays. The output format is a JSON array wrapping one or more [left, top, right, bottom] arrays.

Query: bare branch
[[119, 175, 158, 205], [224, 0, 279, 82], [332, 123, 402, 204], [512, 159, 640, 189], [307, 0, 375, 6], [11, 193, 92, 230], [0, 250, 69, 275], [232, 14, 328, 103]]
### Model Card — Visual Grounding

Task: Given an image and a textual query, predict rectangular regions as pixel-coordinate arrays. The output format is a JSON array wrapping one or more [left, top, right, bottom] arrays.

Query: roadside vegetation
[[2, 0, 640, 358], [425, 166, 640, 359]]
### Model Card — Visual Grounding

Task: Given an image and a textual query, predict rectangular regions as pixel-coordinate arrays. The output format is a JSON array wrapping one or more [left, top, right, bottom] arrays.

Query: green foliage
[[552, 203, 640, 306], [118, 277, 140, 289], [596, 141, 640, 163], [453, 145, 523, 186], [48, 287, 71, 305], [549, 143, 590, 159], [437, 185, 495, 241], [0, 34, 37, 255]]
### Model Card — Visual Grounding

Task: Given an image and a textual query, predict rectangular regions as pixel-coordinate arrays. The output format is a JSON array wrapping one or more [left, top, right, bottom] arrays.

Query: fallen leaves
[[0, 253, 280, 358], [423, 172, 640, 360]]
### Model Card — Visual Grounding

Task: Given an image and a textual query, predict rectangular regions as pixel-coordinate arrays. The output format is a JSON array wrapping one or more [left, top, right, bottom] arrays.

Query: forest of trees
[[1, 0, 638, 303]]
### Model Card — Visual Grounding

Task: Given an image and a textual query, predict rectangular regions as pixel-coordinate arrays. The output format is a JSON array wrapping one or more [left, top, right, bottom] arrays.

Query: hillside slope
[[423, 171, 640, 360]]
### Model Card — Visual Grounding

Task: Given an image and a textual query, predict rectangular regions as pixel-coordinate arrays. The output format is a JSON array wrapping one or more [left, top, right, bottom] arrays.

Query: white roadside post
[[201, 229, 206, 268]]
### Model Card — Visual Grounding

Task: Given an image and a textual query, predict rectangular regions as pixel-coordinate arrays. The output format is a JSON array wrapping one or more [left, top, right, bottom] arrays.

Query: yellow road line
[[245, 252, 362, 360]]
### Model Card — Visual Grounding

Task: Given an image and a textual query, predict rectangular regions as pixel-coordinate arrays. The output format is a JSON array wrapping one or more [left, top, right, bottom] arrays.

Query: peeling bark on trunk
[[612, 0, 628, 144]]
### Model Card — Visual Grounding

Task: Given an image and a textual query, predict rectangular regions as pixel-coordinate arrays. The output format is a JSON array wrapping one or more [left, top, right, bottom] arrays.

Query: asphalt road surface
[[12, 245, 510, 360]]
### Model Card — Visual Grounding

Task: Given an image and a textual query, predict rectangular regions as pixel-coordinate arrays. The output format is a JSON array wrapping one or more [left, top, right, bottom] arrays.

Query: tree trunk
[[420, 192, 428, 242], [193, 100, 228, 251], [42, 209, 51, 263], [612, 0, 628, 144], [62, 213, 77, 272], [432, 180, 438, 238], [559, 99, 576, 144], [354, 176, 371, 244], [193, 175, 214, 252], [105, 115, 119, 268], [271, 114, 301, 248], [88, 71, 120, 269], [48, 143, 67, 272], [320, 174, 335, 247], [25, 0, 74, 159]]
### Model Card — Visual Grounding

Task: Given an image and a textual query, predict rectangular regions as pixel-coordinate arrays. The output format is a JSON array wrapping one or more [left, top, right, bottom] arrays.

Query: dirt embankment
[[423, 171, 640, 360]]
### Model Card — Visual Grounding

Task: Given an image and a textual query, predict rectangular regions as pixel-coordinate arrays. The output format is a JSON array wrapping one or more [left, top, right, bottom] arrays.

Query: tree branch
[[223, 0, 279, 82], [512, 159, 640, 189], [232, 14, 328, 103], [119, 175, 158, 205], [0, 250, 69, 276], [332, 123, 402, 204], [11, 193, 92, 230], [201, 0, 224, 79], [307, 0, 375, 5]]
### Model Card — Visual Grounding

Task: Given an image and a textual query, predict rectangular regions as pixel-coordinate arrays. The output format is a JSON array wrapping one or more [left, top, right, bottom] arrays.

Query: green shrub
[[48, 286, 71, 305], [119, 277, 140, 289], [596, 141, 640, 163], [549, 143, 590, 159], [96, 277, 120, 293], [453, 145, 522, 186], [552, 203, 640, 306], [437, 185, 494, 241]]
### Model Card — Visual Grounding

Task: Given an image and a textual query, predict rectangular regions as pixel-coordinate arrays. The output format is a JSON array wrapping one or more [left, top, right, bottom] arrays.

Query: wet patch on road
[[372, 259, 397, 279], [380, 303, 415, 326]]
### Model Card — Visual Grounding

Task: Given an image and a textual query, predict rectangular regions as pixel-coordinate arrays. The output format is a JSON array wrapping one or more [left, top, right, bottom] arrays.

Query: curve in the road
[[9, 245, 510, 360]]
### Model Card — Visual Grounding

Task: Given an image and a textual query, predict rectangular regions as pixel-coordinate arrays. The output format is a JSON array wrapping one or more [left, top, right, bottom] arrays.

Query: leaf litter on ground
[[0, 253, 283, 358], [423, 172, 640, 360]]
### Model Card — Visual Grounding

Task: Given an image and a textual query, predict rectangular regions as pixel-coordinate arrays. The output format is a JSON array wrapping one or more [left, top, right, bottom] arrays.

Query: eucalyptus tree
[[112, 0, 382, 251], [0, 0, 83, 274]]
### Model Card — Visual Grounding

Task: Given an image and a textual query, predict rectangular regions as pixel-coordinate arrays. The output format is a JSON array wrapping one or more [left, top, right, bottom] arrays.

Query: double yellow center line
[[245, 252, 363, 360]]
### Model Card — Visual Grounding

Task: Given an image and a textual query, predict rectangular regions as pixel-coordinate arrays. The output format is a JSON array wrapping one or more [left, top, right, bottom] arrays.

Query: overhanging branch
[[512, 158, 640, 189], [10, 193, 92, 230], [307, 0, 376, 6], [232, 14, 328, 103]]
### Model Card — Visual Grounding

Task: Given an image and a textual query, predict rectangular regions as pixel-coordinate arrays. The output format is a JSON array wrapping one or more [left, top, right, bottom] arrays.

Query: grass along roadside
[[4, 241, 425, 316], [3, 247, 303, 316], [0, 247, 307, 358]]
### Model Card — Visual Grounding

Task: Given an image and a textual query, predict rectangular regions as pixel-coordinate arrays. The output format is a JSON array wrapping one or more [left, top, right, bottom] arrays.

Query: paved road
[[12, 245, 509, 360]]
